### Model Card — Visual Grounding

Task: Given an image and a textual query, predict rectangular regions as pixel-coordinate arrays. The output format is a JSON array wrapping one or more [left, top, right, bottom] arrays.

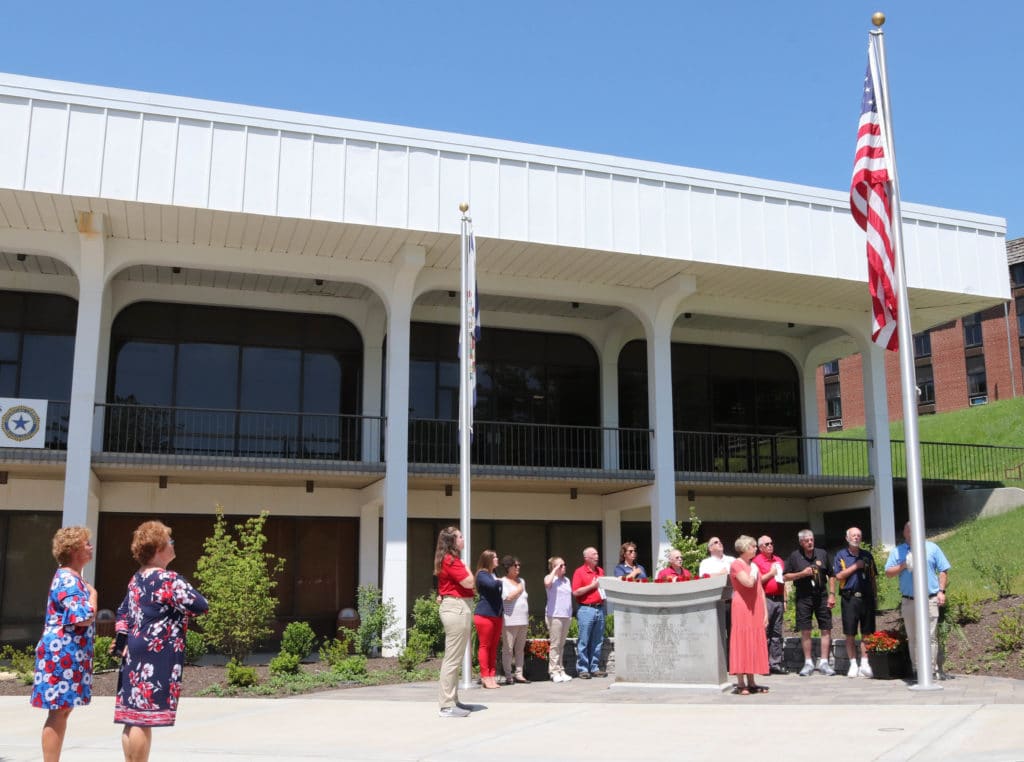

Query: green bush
[[93, 636, 116, 672], [992, 607, 1024, 652], [332, 655, 368, 681], [355, 585, 398, 655], [185, 629, 207, 665], [411, 594, 444, 654], [194, 508, 285, 663], [568, 618, 579, 639], [662, 507, 703, 576], [280, 621, 317, 660], [604, 613, 614, 638], [947, 591, 983, 625], [318, 635, 353, 668], [398, 630, 432, 672], [0, 643, 35, 684], [269, 652, 301, 676], [226, 659, 259, 687], [971, 557, 1022, 599]]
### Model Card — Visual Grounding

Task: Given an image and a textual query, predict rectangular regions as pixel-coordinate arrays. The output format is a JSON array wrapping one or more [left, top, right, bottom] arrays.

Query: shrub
[[281, 621, 317, 660], [332, 655, 368, 681], [568, 618, 579, 639], [992, 608, 1024, 652], [411, 594, 444, 654], [662, 507, 703, 575], [0, 644, 35, 684], [194, 508, 285, 663], [269, 652, 301, 676], [319, 635, 353, 669], [185, 629, 207, 665], [355, 585, 398, 655], [604, 613, 614, 638], [226, 659, 259, 687], [398, 630, 432, 672], [971, 557, 1022, 599], [93, 636, 116, 672], [947, 591, 983, 625]]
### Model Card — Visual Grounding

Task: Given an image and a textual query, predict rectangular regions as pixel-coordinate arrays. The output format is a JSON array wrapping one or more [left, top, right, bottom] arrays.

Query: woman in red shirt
[[434, 526, 475, 717]]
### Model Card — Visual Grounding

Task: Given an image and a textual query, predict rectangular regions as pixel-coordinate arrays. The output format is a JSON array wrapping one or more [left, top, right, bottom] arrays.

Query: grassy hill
[[828, 395, 1024, 449]]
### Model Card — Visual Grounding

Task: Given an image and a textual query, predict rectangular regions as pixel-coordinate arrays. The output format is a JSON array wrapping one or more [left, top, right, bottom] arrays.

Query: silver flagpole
[[458, 202, 474, 691], [870, 13, 938, 691]]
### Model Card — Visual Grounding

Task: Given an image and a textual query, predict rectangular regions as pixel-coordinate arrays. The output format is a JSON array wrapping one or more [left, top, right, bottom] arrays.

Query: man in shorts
[[833, 527, 876, 678], [784, 529, 836, 676]]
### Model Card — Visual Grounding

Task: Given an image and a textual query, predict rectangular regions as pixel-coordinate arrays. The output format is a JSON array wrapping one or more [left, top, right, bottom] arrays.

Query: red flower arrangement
[[527, 639, 550, 659], [861, 630, 905, 654], [620, 576, 651, 582]]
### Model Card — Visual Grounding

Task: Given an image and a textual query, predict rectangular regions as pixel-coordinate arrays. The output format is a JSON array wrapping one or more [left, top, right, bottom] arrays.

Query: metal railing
[[673, 430, 873, 480], [99, 403, 382, 463], [891, 439, 1024, 485], [408, 418, 652, 472]]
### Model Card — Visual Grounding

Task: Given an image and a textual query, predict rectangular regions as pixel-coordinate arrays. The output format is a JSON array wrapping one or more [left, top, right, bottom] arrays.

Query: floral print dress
[[30, 568, 95, 709], [114, 569, 207, 727]]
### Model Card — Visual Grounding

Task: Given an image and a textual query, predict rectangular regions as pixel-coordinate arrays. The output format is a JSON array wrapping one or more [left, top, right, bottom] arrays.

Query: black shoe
[[769, 665, 789, 675], [578, 672, 591, 679]]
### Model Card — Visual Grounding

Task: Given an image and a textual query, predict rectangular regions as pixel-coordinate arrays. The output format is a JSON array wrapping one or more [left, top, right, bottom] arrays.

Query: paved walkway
[[2, 672, 1023, 761]]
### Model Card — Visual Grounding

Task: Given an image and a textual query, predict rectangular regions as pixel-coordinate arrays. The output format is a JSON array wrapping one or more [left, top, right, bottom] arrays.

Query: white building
[[0, 73, 1008, 643]]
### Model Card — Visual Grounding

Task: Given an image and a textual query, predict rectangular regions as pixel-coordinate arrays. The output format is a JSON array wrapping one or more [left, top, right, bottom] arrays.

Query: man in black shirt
[[783, 529, 835, 676]]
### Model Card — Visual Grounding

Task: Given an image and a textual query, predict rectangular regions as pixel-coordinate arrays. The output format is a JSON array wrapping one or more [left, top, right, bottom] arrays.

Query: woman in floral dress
[[114, 520, 207, 762], [31, 525, 98, 762]]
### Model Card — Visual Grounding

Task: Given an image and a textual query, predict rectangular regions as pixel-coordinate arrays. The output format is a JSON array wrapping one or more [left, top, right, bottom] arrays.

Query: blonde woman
[[544, 556, 573, 682], [729, 535, 769, 695], [31, 526, 98, 762]]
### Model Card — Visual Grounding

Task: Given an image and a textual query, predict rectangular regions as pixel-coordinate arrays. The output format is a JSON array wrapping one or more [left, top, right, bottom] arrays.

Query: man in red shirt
[[752, 536, 788, 675], [655, 549, 693, 582], [571, 547, 606, 679]]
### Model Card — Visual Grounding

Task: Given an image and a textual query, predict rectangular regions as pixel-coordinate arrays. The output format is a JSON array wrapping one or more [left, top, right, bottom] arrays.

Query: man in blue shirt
[[884, 521, 951, 679], [834, 527, 877, 678]]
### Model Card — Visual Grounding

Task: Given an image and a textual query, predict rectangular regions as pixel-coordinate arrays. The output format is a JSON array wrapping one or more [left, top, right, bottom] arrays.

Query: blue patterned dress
[[30, 568, 95, 709], [114, 569, 207, 727]]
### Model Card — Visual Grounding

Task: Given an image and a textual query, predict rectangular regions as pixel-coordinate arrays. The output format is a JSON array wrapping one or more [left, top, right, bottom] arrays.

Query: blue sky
[[3, 1, 1020, 237]]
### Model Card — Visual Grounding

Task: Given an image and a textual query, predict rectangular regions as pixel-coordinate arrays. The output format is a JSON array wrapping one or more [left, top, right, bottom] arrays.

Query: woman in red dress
[[729, 535, 769, 694]]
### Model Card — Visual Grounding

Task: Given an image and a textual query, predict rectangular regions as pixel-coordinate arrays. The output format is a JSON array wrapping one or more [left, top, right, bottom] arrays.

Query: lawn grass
[[933, 507, 1024, 601]]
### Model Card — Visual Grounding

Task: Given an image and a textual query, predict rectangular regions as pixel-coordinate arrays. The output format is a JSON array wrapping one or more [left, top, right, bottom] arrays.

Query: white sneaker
[[439, 706, 471, 718], [560, 672, 573, 682], [847, 662, 859, 678], [817, 660, 836, 676], [798, 662, 815, 677], [859, 662, 873, 679]]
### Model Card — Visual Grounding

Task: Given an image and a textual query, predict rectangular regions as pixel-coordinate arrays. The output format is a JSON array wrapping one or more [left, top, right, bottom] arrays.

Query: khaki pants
[[502, 624, 527, 679], [438, 597, 472, 709], [546, 616, 570, 677], [901, 596, 943, 675]]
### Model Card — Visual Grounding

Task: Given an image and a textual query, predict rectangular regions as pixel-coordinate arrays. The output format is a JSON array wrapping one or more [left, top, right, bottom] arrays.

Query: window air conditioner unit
[[969, 396, 988, 406], [826, 418, 843, 430]]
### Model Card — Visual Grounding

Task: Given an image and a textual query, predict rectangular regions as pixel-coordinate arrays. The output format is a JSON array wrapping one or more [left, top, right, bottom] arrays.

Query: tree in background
[[194, 507, 285, 663], [662, 507, 704, 574]]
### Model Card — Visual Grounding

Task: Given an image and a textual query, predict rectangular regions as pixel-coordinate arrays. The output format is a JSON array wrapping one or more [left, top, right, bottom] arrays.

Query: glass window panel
[[20, 334, 74, 401], [302, 353, 342, 414], [963, 313, 983, 348], [0, 331, 19, 362], [240, 347, 300, 411], [492, 522, 548, 619], [1, 513, 62, 638], [0, 293, 24, 330], [409, 360, 437, 419], [176, 344, 239, 408], [112, 342, 175, 405]]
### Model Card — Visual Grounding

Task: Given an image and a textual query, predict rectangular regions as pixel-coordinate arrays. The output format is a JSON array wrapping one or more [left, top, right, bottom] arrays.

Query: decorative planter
[[523, 653, 549, 682], [866, 649, 910, 680]]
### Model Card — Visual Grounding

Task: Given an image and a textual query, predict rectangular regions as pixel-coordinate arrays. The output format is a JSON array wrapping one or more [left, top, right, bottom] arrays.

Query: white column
[[602, 507, 622, 575], [645, 312, 677, 568], [800, 358, 823, 475], [861, 342, 896, 546], [359, 500, 381, 588], [380, 246, 424, 653], [62, 213, 108, 574], [361, 303, 385, 463], [599, 334, 621, 470]]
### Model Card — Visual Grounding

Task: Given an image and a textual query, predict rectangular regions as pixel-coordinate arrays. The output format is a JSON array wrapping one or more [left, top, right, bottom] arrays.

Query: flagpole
[[458, 202, 474, 691], [870, 12, 938, 691]]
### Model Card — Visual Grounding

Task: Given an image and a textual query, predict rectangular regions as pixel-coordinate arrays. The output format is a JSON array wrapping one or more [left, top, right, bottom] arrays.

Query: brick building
[[817, 238, 1024, 431]]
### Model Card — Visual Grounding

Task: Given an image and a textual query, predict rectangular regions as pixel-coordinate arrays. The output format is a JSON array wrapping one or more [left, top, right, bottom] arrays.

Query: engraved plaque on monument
[[602, 575, 730, 690]]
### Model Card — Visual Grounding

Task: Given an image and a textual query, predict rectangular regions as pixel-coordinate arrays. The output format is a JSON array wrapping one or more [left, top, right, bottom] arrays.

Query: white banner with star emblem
[[0, 398, 48, 448]]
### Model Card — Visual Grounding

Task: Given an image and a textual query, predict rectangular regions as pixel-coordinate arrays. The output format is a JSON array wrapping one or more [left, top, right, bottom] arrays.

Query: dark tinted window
[[0, 291, 77, 401]]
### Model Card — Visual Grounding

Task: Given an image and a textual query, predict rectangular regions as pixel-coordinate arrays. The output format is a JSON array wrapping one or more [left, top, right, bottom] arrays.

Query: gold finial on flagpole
[[459, 202, 469, 213], [872, 11, 885, 26]]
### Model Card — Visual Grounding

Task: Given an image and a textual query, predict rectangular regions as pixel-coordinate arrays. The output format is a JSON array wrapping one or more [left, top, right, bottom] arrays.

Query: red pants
[[474, 614, 503, 677]]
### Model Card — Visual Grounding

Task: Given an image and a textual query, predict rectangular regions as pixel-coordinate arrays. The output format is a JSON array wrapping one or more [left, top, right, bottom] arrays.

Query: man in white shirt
[[698, 537, 735, 577]]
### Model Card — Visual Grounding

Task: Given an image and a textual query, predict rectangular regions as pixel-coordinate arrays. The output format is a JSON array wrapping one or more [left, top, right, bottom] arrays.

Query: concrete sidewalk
[[2, 673, 1023, 761]]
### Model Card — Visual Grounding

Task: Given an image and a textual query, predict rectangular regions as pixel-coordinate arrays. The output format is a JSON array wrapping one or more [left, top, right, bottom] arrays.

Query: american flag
[[850, 41, 898, 351], [459, 225, 480, 430]]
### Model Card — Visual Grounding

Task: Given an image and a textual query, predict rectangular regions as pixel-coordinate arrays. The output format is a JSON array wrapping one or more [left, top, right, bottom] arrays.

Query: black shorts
[[840, 593, 876, 636], [795, 593, 832, 631]]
